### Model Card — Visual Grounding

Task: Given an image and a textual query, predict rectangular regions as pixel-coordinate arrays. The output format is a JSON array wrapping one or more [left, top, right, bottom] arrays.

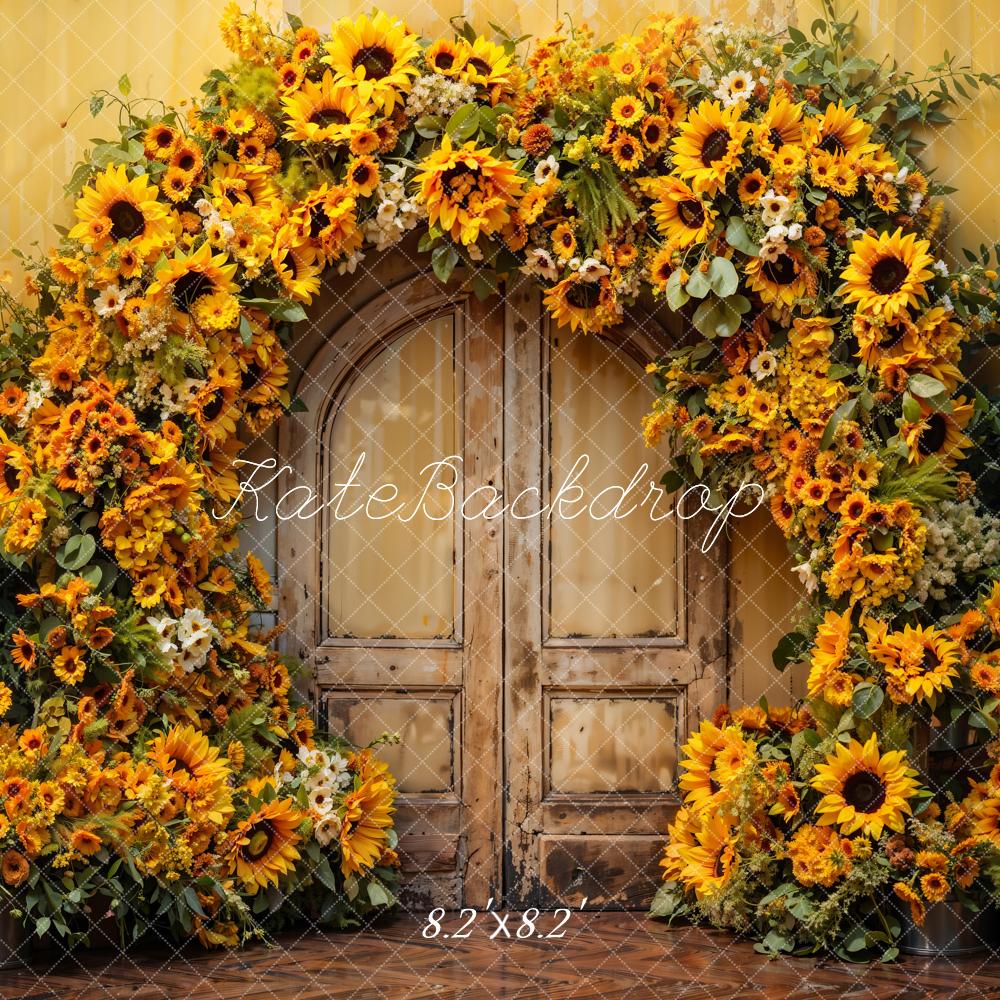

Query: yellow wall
[[2, 0, 997, 706]]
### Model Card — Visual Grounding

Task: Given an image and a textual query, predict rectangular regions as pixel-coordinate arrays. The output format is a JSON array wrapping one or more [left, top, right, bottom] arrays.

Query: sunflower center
[[283, 252, 299, 281], [433, 52, 455, 71], [566, 281, 603, 310], [172, 271, 213, 312], [468, 56, 490, 76], [310, 107, 350, 127], [241, 363, 263, 391], [763, 254, 797, 285], [644, 122, 662, 145], [819, 132, 847, 155], [4, 462, 21, 492], [441, 164, 480, 203], [921, 644, 942, 671], [245, 822, 275, 860], [678, 199, 706, 229], [870, 255, 910, 295], [918, 413, 948, 456], [619, 140, 638, 160], [713, 850, 727, 878], [176, 152, 197, 172], [201, 390, 226, 423], [108, 200, 146, 241], [700, 129, 731, 167], [353, 45, 395, 80], [353, 164, 373, 185], [842, 769, 886, 814], [309, 206, 331, 238]]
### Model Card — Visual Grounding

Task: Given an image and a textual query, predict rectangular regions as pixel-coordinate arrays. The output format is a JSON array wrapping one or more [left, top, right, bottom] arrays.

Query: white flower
[[749, 350, 777, 381], [758, 240, 787, 263], [792, 554, 820, 593], [766, 224, 788, 242], [314, 814, 342, 846], [534, 155, 559, 186], [578, 257, 610, 282], [760, 190, 791, 226], [94, 285, 125, 317], [941, 293, 954, 313], [195, 198, 214, 217], [466, 243, 484, 261], [786, 223, 803, 241], [308, 784, 337, 816], [522, 248, 559, 282], [698, 65, 716, 88], [714, 70, 755, 108], [298, 745, 328, 770]]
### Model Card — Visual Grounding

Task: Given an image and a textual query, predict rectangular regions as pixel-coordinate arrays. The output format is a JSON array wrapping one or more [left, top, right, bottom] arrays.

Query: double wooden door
[[279, 272, 726, 909]]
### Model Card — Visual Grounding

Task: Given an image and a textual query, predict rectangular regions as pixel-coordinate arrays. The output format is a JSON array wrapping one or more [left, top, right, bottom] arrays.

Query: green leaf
[[446, 104, 480, 143], [725, 217, 761, 257], [118, 74, 131, 97], [314, 857, 337, 891], [692, 295, 742, 338], [820, 398, 858, 450], [908, 373, 947, 398], [56, 533, 96, 572], [367, 882, 390, 907], [431, 244, 460, 283], [665, 269, 689, 311], [684, 268, 711, 299], [239, 315, 254, 347], [707, 257, 739, 297], [851, 682, 884, 719], [773, 631, 808, 671], [89, 94, 105, 118], [414, 115, 445, 139]]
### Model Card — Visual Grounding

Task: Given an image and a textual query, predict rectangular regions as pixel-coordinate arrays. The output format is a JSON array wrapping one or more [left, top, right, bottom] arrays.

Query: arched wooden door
[[278, 270, 727, 909]]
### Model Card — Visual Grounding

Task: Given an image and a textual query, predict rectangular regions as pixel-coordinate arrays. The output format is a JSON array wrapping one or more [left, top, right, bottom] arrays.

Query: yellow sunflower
[[271, 228, 323, 304], [745, 248, 811, 307], [659, 806, 698, 882], [460, 37, 513, 101], [754, 95, 806, 154], [811, 101, 876, 157], [147, 723, 233, 825], [806, 608, 854, 706], [281, 70, 374, 145], [228, 792, 306, 893], [414, 135, 524, 245], [868, 623, 961, 705], [811, 734, 919, 838], [543, 274, 618, 334], [340, 775, 396, 876], [323, 11, 420, 113], [146, 242, 239, 315], [839, 229, 935, 321], [425, 38, 468, 78], [677, 812, 738, 899], [670, 99, 750, 194], [68, 164, 173, 258], [677, 720, 755, 813], [901, 396, 973, 467], [647, 176, 716, 247]]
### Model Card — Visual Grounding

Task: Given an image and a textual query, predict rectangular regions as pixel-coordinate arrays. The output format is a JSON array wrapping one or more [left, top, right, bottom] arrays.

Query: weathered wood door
[[279, 270, 726, 909]]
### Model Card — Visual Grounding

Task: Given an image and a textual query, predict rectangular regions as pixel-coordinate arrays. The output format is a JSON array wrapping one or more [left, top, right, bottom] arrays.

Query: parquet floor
[[3, 912, 1000, 1000]]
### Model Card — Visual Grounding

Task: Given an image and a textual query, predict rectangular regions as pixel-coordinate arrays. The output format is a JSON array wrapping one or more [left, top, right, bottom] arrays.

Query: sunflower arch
[[1, 1, 1000, 958]]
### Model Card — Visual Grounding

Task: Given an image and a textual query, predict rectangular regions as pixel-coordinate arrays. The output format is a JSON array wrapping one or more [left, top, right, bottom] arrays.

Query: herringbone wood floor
[[3, 913, 1000, 999]]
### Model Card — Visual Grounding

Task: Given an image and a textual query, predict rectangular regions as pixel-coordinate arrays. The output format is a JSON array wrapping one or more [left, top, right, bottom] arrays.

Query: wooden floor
[[3, 912, 999, 999]]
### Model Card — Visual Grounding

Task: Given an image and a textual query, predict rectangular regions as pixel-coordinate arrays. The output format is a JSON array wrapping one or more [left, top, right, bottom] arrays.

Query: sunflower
[[322, 11, 420, 113], [812, 101, 876, 156], [640, 114, 670, 153], [425, 38, 468, 78], [147, 724, 233, 825], [648, 246, 675, 291], [677, 812, 738, 899], [551, 222, 576, 261], [143, 123, 178, 160], [68, 164, 173, 257], [543, 274, 617, 334], [648, 177, 716, 247], [972, 796, 1000, 847], [670, 99, 750, 194], [611, 95, 645, 127], [901, 396, 973, 467], [746, 248, 811, 307], [738, 169, 768, 204], [146, 242, 239, 315], [281, 70, 374, 145], [677, 720, 755, 813], [414, 135, 524, 245], [460, 37, 512, 101], [806, 607, 854, 704], [754, 95, 806, 154], [345, 155, 380, 197], [339, 774, 396, 876], [271, 230, 323, 304], [811, 734, 919, 838], [228, 793, 306, 893], [611, 133, 644, 171], [839, 229, 935, 321], [868, 623, 960, 705], [659, 807, 698, 882], [0, 439, 30, 503]]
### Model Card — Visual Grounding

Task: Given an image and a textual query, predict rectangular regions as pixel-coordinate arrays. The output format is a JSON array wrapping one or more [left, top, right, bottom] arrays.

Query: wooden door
[[280, 271, 726, 910]]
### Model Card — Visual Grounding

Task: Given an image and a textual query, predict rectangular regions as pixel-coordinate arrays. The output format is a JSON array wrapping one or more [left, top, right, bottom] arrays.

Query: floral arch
[[1, 0, 1000, 959]]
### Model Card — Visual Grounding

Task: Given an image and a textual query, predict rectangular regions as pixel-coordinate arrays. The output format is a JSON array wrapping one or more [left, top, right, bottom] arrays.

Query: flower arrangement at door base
[[2, 0, 1000, 958]]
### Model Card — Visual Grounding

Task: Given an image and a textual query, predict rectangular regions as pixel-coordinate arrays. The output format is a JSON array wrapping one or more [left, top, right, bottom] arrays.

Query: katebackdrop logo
[[217, 454, 764, 553]]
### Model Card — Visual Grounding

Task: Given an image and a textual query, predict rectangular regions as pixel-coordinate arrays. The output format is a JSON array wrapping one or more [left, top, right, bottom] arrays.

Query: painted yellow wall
[[2, 0, 997, 706]]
